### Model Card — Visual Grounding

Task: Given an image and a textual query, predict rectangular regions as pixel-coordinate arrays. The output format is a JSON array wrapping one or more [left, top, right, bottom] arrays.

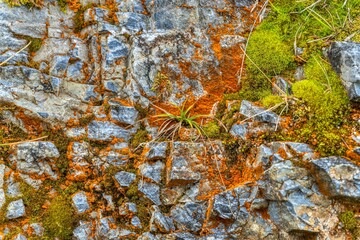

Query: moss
[[151, 72, 173, 99], [3, 0, 43, 8], [79, 113, 95, 127], [73, 4, 94, 33], [261, 95, 284, 108], [18, 36, 43, 54], [43, 195, 76, 239], [202, 121, 220, 138], [339, 211, 358, 231], [134, 104, 149, 119], [126, 183, 139, 201], [246, 28, 294, 77], [19, 181, 47, 220], [57, 0, 67, 12], [130, 127, 149, 149]]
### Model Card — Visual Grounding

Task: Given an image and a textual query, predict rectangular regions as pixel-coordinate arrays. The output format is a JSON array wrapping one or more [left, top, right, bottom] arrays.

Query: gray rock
[[6, 199, 25, 219], [0, 164, 4, 188], [131, 216, 142, 228], [170, 202, 207, 232], [328, 41, 360, 101], [88, 121, 133, 141], [212, 185, 255, 223], [72, 191, 90, 213], [144, 142, 168, 160], [114, 171, 136, 187], [119, 202, 137, 215], [138, 181, 161, 205], [28, 223, 44, 237], [250, 198, 268, 211], [50, 55, 70, 77], [311, 156, 360, 201], [167, 155, 201, 186], [110, 102, 139, 125], [13, 234, 26, 240], [139, 161, 164, 183], [73, 221, 93, 240], [0, 189, 5, 209], [150, 206, 175, 233], [17, 142, 60, 161], [240, 100, 279, 124]]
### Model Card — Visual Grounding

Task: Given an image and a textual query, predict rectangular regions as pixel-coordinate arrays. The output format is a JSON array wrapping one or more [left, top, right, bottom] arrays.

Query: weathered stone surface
[[17, 142, 59, 161], [119, 202, 137, 216], [6, 199, 25, 219], [88, 121, 133, 141], [0, 189, 5, 209], [240, 100, 279, 124], [150, 206, 175, 233], [328, 41, 360, 101], [212, 185, 255, 223], [311, 156, 360, 201], [144, 142, 168, 160], [114, 171, 136, 187], [73, 191, 90, 213], [73, 221, 93, 240], [170, 202, 207, 232], [138, 181, 161, 205], [110, 102, 139, 125], [139, 161, 164, 183], [262, 160, 337, 235]]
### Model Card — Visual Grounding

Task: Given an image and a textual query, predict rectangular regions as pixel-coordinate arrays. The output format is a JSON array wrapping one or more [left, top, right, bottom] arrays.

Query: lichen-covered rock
[[72, 191, 90, 213], [73, 221, 93, 240], [6, 199, 25, 219], [311, 156, 360, 201], [328, 41, 360, 101]]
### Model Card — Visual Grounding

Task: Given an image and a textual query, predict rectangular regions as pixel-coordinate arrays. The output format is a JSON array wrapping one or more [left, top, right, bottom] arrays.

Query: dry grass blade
[[0, 41, 32, 66], [0, 135, 48, 146]]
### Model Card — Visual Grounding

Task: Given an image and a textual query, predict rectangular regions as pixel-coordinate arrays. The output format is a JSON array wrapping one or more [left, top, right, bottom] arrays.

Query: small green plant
[[202, 121, 220, 138], [130, 127, 149, 148], [153, 102, 207, 140]]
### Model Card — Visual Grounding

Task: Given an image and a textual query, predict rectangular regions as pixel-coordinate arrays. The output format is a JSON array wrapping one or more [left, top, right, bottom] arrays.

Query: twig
[[0, 41, 32, 66]]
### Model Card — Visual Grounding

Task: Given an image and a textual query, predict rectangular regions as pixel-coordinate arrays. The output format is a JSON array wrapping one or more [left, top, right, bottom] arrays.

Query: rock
[[50, 55, 70, 77], [17, 142, 60, 161], [328, 41, 360, 101], [0, 189, 5, 209], [170, 202, 207, 232], [161, 187, 185, 205], [212, 185, 255, 223], [138, 181, 161, 205], [230, 122, 272, 140], [240, 100, 279, 124], [119, 202, 137, 216], [311, 156, 360, 201], [131, 216, 142, 228], [250, 198, 268, 211], [6, 199, 25, 219], [167, 155, 201, 186], [87, 121, 133, 141], [13, 234, 27, 240], [73, 221, 93, 240], [72, 191, 90, 213], [0, 164, 5, 188], [114, 171, 136, 187], [150, 206, 175, 233], [110, 102, 139, 125], [144, 142, 168, 160], [28, 223, 44, 237], [139, 161, 165, 183], [262, 160, 337, 234]]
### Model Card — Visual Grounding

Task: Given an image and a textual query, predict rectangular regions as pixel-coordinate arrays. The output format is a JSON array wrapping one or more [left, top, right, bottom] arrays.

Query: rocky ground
[[0, 0, 360, 239]]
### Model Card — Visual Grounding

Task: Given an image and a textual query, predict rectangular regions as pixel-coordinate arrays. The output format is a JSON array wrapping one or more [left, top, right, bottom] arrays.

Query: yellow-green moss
[[43, 195, 76, 239], [79, 113, 95, 127], [261, 95, 284, 108], [3, 0, 43, 8], [339, 211, 358, 230], [19, 181, 47, 220], [130, 127, 149, 149], [202, 121, 220, 138]]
